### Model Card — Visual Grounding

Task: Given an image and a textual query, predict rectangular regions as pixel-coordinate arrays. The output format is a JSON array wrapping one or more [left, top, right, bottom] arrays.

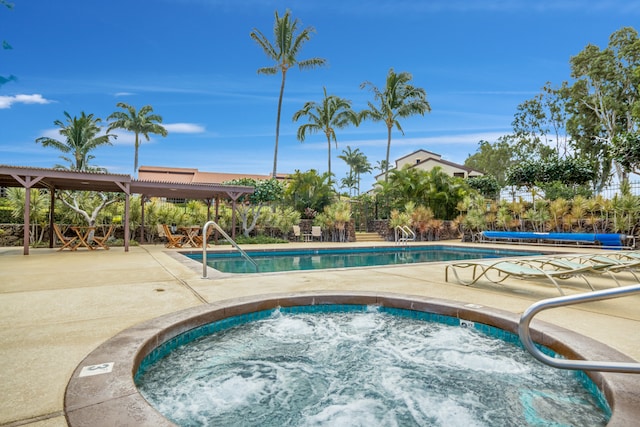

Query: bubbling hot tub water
[[136, 307, 609, 427]]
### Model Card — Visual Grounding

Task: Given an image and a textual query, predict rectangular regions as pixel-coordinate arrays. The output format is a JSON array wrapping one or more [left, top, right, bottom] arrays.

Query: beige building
[[375, 149, 484, 180], [137, 166, 287, 184]]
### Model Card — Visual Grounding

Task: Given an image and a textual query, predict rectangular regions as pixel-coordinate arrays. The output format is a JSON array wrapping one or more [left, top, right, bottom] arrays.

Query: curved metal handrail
[[518, 284, 640, 373], [201, 221, 258, 278], [395, 226, 408, 245], [402, 225, 416, 242], [395, 226, 415, 245]]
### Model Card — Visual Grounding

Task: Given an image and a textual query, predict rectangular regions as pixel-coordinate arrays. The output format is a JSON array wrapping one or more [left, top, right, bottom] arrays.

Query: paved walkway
[[1, 241, 639, 426]]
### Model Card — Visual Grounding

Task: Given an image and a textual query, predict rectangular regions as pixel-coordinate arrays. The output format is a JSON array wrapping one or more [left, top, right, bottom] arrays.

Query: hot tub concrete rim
[[64, 291, 639, 427]]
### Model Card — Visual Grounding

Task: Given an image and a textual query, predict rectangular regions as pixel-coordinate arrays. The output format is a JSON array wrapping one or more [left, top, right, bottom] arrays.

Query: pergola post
[[124, 185, 130, 252], [23, 184, 30, 255], [139, 196, 146, 244], [48, 188, 56, 248]]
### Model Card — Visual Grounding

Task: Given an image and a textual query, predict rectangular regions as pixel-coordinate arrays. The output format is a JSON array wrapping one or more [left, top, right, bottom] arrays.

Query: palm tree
[[352, 151, 372, 195], [339, 147, 372, 196], [107, 103, 168, 174], [293, 87, 359, 185], [338, 146, 361, 196], [251, 9, 327, 179], [361, 68, 431, 181], [35, 111, 114, 171]]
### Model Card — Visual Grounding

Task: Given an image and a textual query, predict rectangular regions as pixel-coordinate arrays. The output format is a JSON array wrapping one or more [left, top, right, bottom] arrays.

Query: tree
[[283, 169, 335, 214], [107, 103, 168, 173], [0, 0, 16, 86], [511, 82, 569, 161], [360, 68, 431, 181], [338, 146, 371, 196], [36, 111, 114, 171], [376, 166, 467, 219], [224, 178, 284, 237], [567, 26, 640, 185], [35, 111, 120, 228], [611, 132, 640, 175], [292, 87, 359, 184], [505, 157, 595, 194], [251, 9, 327, 179], [467, 175, 501, 200], [464, 137, 514, 187], [351, 151, 372, 196], [374, 159, 388, 175]]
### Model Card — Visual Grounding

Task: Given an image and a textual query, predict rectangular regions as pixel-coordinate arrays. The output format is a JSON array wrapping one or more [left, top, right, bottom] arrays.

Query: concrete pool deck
[[1, 240, 639, 426]]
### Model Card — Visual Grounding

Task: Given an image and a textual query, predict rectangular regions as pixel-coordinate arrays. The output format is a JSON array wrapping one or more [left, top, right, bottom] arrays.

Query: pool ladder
[[201, 221, 258, 278], [519, 284, 640, 373], [395, 226, 416, 245]]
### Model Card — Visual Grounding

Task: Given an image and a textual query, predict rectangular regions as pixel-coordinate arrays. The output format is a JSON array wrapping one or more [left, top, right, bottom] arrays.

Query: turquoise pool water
[[186, 245, 540, 274], [136, 305, 609, 426]]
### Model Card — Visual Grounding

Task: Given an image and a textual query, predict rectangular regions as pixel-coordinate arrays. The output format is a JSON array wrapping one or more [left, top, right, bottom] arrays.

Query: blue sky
[[1, 0, 637, 190]]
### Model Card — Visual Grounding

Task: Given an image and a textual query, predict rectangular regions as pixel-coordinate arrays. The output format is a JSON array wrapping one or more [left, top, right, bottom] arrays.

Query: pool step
[[355, 232, 385, 242]]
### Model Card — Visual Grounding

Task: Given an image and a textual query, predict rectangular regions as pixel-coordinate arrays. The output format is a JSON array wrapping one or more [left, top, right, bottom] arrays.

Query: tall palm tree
[[35, 111, 114, 171], [338, 146, 361, 196], [338, 146, 371, 196], [107, 103, 168, 174], [361, 68, 431, 181], [251, 9, 327, 179], [352, 152, 372, 195], [293, 87, 359, 184]]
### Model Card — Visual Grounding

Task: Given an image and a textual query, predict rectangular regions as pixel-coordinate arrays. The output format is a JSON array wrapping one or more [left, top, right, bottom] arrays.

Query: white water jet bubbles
[[301, 398, 399, 427]]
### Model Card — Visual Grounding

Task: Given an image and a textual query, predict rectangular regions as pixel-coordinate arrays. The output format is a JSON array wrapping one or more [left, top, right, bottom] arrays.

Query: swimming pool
[[187, 245, 541, 274]]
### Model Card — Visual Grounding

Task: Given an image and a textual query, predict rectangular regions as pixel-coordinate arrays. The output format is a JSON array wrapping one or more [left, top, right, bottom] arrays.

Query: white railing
[[201, 221, 258, 278], [519, 284, 640, 373], [394, 226, 416, 245]]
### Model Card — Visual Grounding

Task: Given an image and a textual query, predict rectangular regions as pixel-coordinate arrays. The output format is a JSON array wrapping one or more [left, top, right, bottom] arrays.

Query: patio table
[[70, 226, 96, 250], [179, 226, 201, 248]]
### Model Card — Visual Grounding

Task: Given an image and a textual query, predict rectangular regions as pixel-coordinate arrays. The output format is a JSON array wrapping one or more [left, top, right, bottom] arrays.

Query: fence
[[500, 181, 640, 203]]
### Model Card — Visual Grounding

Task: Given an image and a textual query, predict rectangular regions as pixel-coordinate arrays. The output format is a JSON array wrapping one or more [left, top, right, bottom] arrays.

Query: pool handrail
[[395, 226, 415, 245], [202, 221, 259, 278], [518, 284, 640, 373]]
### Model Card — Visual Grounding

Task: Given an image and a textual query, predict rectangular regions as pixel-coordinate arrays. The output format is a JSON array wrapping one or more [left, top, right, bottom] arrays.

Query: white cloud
[[0, 94, 53, 109], [114, 92, 135, 97], [163, 123, 205, 133]]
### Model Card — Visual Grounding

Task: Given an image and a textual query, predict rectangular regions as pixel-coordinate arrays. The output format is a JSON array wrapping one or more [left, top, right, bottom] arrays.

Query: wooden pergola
[[0, 165, 254, 255]]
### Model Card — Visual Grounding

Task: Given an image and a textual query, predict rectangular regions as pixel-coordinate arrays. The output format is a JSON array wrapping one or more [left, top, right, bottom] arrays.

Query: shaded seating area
[[0, 165, 255, 255], [445, 258, 597, 295], [480, 231, 633, 249]]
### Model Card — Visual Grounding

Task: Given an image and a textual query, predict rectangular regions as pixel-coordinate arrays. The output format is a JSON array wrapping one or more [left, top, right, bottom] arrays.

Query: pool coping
[[170, 243, 555, 279], [64, 291, 640, 426]]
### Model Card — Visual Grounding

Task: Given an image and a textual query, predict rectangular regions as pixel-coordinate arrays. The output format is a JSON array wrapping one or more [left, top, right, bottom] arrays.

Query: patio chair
[[194, 226, 212, 248], [445, 258, 596, 295], [92, 224, 114, 250], [161, 224, 185, 249], [293, 225, 301, 241], [53, 224, 78, 251], [157, 224, 167, 244], [311, 226, 322, 241]]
